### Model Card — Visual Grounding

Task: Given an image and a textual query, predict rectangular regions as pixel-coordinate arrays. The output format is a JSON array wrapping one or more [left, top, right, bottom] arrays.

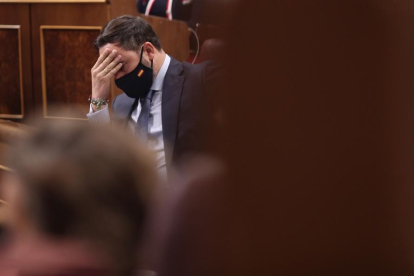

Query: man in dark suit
[[87, 15, 220, 178]]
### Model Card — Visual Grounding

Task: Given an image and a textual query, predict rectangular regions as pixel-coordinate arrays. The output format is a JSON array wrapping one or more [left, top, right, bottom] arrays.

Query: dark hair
[[4, 121, 156, 275], [94, 15, 162, 52]]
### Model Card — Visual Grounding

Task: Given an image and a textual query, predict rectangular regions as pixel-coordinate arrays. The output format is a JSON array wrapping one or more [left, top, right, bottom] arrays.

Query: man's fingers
[[105, 55, 122, 73], [97, 55, 121, 79], [96, 50, 118, 73], [105, 63, 123, 78], [96, 67, 111, 78], [92, 48, 110, 70]]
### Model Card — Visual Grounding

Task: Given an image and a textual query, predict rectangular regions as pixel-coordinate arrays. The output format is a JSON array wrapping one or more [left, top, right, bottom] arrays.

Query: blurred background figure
[[0, 122, 157, 276], [135, 0, 234, 28], [136, 0, 193, 22], [154, 0, 414, 275]]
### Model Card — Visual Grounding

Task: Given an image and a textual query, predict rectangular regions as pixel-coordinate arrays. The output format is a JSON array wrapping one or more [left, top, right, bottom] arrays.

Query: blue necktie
[[136, 89, 155, 143]]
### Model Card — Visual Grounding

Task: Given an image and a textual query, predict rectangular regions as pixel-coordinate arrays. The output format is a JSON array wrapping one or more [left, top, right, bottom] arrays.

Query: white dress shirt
[[87, 55, 171, 178]]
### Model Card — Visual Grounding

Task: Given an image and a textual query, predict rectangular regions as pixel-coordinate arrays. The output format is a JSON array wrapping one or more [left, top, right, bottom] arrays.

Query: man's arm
[[87, 47, 123, 123], [90, 48, 122, 112], [87, 104, 110, 124]]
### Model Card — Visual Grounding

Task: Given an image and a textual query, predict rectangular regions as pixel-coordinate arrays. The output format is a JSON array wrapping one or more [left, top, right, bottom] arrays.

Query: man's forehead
[[99, 43, 121, 54], [98, 44, 137, 56]]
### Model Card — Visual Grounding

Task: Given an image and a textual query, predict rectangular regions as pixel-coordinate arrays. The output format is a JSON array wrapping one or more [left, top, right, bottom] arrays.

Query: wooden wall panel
[[0, 26, 23, 118], [30, 4, 108, 120], [0, 4, 32, 121], [107, 0, 137, 19], [40, 27, 101, 119]]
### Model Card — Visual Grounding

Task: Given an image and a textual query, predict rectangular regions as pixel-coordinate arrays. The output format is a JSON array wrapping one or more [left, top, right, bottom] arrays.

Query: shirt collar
[[151, 54, 171, 91]]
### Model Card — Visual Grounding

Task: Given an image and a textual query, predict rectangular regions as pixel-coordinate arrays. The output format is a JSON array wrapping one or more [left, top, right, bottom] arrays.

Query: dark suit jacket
[[112, 57, 221, 171]]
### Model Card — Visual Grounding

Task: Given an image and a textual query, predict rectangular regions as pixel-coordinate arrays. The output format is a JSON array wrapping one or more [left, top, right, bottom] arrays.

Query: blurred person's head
[[1, 121, 156, 274], [94, 15, 165, 80]]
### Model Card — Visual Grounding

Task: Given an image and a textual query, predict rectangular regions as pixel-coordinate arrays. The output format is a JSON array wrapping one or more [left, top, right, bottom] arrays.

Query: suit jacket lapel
[[162, 58, 184, 169]]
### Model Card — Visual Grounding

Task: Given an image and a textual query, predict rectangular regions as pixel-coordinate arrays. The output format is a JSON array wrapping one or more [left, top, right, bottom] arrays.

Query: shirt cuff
[[86, 104, 110, 124]]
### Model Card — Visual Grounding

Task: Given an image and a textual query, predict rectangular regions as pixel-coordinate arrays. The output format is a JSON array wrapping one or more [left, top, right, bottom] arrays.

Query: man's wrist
[[89, 95, 109, 111], [91, 104, 108, 113]]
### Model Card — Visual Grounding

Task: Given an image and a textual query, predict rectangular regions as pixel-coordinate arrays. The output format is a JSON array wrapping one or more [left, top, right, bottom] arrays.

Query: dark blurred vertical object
[[158, 0, 414, 275]]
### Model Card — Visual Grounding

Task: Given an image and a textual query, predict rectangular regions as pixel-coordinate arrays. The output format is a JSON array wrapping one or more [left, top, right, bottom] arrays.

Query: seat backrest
[[198, 38, 225, 63]]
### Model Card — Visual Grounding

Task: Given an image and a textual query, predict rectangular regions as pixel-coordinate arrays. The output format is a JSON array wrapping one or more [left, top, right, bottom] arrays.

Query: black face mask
[[115, 46, 154, 99]]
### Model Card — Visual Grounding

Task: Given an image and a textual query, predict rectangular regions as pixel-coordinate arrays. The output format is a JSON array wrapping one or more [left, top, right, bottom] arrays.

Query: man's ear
[[143, 42, 156, 61]]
